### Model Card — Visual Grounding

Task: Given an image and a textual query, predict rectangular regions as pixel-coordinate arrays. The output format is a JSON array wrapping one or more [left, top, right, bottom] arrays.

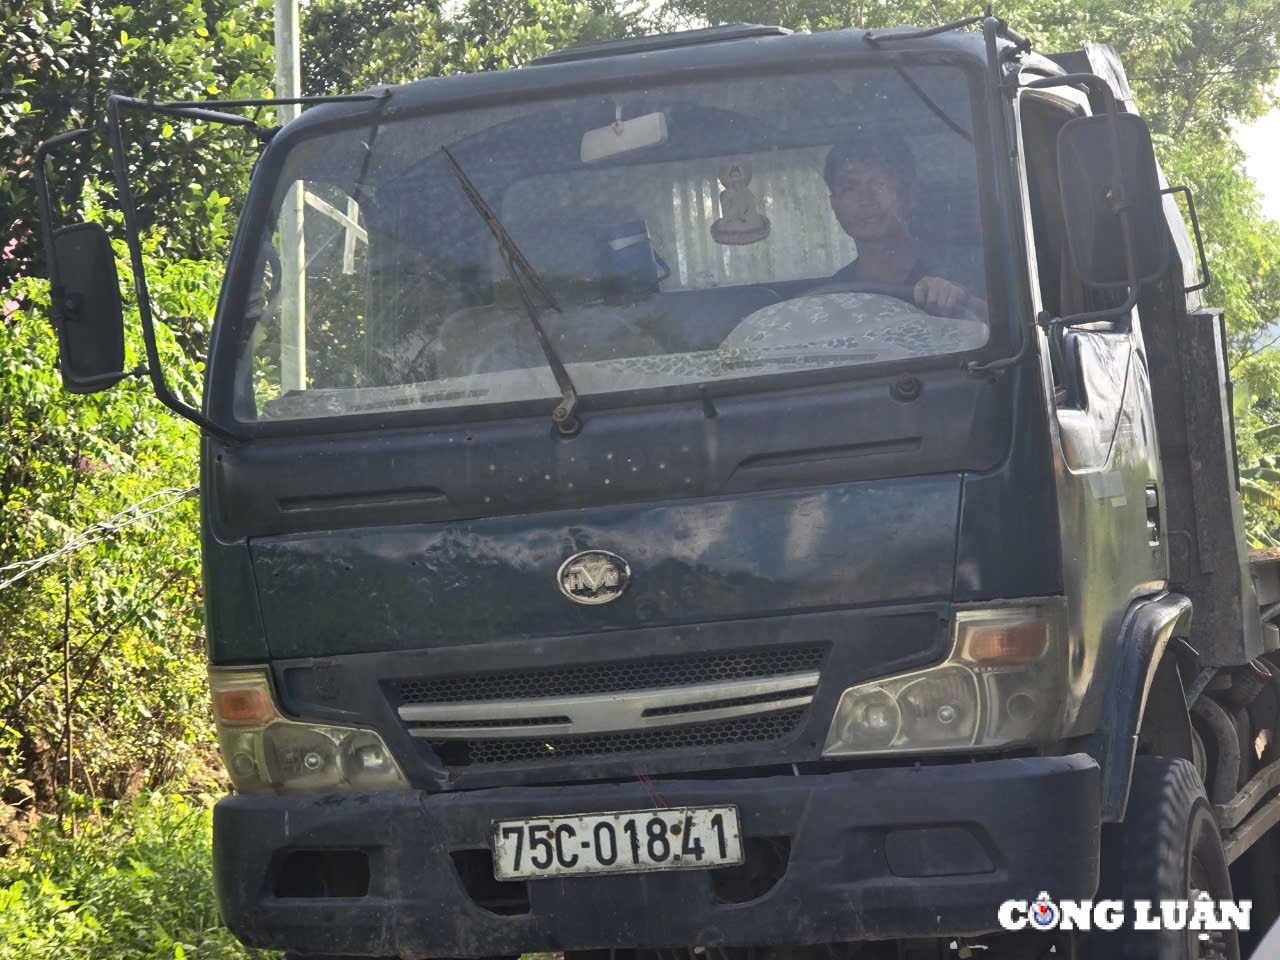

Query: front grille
[[393, 644, 828, 705], [412, 716, 573, 729], [428, 707, 807, 767], [642, 689, 808, 718]]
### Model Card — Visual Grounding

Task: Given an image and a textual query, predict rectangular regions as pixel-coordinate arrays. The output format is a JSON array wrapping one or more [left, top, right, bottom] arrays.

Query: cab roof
[[277, 23, 1004, 143]]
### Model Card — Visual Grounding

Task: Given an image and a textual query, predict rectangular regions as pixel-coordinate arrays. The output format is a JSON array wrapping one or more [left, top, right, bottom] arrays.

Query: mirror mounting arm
[[75, 363, 148, 392], [965, 320, 1035, 380], [1050, 287, 1140, 330], [1162, 185, 1211, 293], [105, 94, 236, 440]]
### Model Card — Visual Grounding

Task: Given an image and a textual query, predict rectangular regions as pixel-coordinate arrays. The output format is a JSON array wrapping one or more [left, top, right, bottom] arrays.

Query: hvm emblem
[[557, 550, 631, 605]]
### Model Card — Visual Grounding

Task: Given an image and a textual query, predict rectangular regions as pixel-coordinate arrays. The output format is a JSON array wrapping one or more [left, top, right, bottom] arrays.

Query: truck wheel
[[1095, 755, 1239, 960]]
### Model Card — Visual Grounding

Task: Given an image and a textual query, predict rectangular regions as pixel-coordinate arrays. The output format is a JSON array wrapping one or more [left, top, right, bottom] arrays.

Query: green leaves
[[300, 0, 646, 94], [0, 183, 218, 819], [2, 0, 275, 287], [0, 795, 279, 959]]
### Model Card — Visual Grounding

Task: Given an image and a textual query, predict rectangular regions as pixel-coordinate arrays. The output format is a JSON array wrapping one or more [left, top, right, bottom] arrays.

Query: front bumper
[[214, 753, 1099, 957]]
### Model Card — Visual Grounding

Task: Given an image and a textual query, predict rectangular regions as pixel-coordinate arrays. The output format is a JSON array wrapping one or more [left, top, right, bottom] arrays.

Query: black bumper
[[214, 754, 1100, 957]]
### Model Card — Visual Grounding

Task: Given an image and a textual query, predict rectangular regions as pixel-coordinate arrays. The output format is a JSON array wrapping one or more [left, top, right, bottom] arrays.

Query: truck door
[[1018, 89, 1131, 471], [1014, 84, 1167, 736]]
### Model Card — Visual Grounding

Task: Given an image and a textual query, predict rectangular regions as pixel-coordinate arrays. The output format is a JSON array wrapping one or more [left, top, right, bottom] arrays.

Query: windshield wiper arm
[[439, 146, 580, 434]]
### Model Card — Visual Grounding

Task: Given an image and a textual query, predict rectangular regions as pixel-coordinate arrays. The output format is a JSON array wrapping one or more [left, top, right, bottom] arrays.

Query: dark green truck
[[35, 18, 1280, 960]]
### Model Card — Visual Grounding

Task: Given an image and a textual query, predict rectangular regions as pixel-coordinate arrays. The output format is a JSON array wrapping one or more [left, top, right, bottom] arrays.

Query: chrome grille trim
[[398, 671, 819, 739], [392, 644, 829, 705]]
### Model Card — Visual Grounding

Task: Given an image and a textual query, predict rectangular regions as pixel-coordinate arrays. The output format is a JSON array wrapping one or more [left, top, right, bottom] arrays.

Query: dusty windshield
[[234, 65, 988, 422]]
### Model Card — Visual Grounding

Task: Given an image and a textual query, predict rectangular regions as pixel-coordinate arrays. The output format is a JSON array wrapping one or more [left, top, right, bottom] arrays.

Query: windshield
[[232, 64, 989, 423]]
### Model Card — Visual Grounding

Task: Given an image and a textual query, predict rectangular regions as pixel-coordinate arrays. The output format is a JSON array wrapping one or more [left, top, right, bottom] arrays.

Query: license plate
[[492, 805, 743, 879]]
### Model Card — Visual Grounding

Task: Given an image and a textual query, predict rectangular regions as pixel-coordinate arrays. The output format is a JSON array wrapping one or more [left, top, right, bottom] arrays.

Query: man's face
[[828, 159, 910, 242]]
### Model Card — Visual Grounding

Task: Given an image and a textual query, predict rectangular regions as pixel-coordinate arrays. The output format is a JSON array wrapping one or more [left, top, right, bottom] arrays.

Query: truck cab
[[36, 17, 1280, 960]]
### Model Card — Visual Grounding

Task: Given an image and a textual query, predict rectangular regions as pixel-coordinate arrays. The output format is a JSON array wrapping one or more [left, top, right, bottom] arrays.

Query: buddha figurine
[[710, 158, 770, 245]]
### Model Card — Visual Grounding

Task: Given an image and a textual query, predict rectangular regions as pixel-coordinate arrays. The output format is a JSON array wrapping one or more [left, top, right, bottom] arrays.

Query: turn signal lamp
[[209, 667, 408, 796], [962, 619, 1049, 665], [213, 684, 276, 726]]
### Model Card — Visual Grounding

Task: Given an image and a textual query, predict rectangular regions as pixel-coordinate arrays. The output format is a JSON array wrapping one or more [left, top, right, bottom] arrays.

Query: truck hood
[[249, 473, 962, 659]]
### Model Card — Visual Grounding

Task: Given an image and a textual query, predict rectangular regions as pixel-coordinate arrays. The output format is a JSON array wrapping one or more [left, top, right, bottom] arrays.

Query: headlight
[[823, 599, 1069, 757], [209, 667, 408, 795]]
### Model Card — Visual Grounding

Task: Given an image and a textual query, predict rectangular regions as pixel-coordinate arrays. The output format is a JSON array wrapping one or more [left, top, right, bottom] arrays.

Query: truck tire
[[1094, 755, 1239, 960]]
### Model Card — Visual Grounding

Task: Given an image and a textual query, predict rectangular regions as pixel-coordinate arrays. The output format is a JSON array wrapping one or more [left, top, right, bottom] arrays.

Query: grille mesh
[[428, 708, 806, 767], [394, 644, 828, 705]]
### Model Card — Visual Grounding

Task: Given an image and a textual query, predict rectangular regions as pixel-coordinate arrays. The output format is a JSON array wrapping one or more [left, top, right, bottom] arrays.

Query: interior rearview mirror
[[47, 223, 127, 394], [581, 111, 668, 163], [1057, 112, 1167, 289]]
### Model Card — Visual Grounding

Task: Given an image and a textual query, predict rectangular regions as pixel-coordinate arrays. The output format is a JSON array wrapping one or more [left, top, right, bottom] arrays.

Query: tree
[[1, 0, 275, 289], [0, 1, 278, 819], [302, 0, 646, 94], [302, 0, 443, 96], [1, 200, 213, 815]]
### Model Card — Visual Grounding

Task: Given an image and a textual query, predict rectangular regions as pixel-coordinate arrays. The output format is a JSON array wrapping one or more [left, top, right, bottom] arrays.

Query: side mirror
[[47, 223, 127, 394], [1057, 112, 1168, 289]]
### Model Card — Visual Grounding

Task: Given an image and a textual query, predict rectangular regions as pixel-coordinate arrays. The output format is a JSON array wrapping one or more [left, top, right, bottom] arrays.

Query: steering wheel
[[798, 279, 920, 306]]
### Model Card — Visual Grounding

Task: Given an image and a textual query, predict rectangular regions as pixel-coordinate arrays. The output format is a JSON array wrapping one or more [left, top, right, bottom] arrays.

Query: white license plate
[[492, 805, 743, 879]]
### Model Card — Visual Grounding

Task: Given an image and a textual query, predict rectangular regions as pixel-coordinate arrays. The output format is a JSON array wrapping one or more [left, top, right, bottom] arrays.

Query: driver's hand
[[913, 276, 972, 318]]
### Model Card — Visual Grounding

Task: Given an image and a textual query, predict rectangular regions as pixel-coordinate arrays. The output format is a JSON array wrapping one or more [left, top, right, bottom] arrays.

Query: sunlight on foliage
[[0, 182, 219, 818], [0, 794, 277, 960]]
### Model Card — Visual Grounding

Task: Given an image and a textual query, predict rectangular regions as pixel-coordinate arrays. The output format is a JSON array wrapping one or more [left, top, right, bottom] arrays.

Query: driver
[[823, 133, 986, 321]]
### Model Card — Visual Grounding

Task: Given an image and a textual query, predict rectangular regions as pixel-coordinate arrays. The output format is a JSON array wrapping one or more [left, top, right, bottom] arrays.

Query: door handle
[[1146, 483, 1160, 547]]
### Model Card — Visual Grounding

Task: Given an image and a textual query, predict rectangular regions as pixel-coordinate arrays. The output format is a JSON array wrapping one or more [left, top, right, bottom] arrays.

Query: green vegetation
[[0, 793, 273, 960], [2, 0, 276, 285], [2, 192, 215, 820], [3, 0, 1280, 955]]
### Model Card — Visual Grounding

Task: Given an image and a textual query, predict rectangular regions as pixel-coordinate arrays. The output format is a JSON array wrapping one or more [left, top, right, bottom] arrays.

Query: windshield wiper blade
[[891, 66, 971, 141], [439, 146, 580, 434]]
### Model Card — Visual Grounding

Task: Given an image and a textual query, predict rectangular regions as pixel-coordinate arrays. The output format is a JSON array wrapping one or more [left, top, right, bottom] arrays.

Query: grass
[[0, 793, 277, 960]]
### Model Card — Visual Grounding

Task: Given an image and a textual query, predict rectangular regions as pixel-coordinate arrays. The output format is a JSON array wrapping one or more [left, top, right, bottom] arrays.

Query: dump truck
[[34, 16, 1280, 960]]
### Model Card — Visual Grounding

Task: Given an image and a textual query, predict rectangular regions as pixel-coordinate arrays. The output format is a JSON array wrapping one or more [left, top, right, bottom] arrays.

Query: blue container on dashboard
[[602, 218, 669, 300]]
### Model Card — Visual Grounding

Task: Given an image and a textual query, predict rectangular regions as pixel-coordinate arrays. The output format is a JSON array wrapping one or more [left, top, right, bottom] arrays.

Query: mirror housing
[[1057, 112, 1167, 290], [47, 223, 127, 394], [581, 111, 668, 163]]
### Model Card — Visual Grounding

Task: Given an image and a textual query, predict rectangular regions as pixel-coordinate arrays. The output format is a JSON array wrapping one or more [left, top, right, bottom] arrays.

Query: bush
[[1, 202, 218, 813], [0, 793, 277, 960]]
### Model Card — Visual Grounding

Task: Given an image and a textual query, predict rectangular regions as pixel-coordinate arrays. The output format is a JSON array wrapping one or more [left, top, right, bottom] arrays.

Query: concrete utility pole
[[275, 0, 306, 392]]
